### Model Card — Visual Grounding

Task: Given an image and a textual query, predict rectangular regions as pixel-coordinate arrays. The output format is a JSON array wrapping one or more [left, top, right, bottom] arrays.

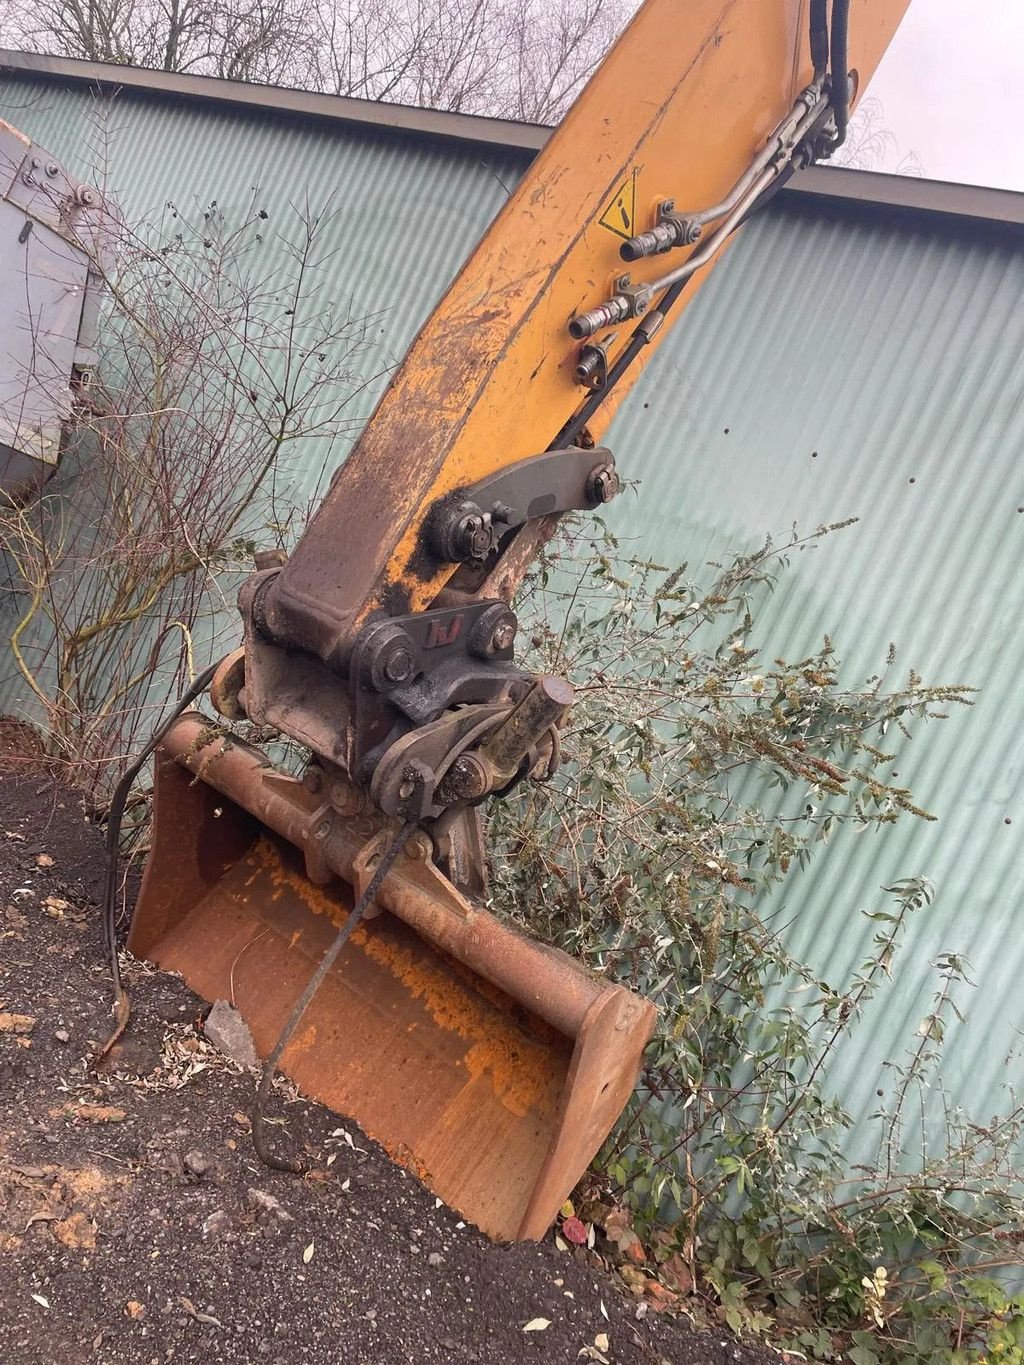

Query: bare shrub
[[488, 522, 1022, 1361], [0, 189, 377, 797]]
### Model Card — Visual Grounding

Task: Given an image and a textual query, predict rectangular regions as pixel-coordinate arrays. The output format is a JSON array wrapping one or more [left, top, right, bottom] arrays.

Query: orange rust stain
[[385, 1141, 432, 1184], [247, 839, 557, 1118]]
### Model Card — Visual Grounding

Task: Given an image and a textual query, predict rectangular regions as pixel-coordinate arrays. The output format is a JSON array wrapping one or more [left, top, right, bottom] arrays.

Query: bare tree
[[307, 0, 629, 121], [4, 0, 322, 83], [2, 0, 631, 122]]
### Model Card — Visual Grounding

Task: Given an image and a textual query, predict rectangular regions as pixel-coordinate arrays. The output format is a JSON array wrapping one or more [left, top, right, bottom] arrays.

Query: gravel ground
[[0, 768, 777, 1365]]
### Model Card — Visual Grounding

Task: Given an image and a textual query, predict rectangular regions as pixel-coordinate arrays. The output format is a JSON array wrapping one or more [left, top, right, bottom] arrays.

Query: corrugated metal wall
[[608, 203, 1024, 1162], [3, 74, 1023, 1161]]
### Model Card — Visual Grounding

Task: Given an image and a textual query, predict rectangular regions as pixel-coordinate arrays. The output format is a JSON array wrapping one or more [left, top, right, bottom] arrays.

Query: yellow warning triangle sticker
[[599, 170, 638, 240]]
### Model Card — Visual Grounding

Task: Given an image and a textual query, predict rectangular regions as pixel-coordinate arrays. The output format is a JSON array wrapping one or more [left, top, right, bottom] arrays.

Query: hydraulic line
[[570, 87, 828, 342], [617, 82, 826, 267], [553, 277, 689, 450], [556, 0, 848, 449], [830, 0, 851, 146], [810, 0, 829, 80]]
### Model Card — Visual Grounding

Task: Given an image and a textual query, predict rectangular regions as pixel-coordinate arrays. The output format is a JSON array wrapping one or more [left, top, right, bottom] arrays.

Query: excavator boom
[[128, 0, 912, 1240], [259, 0, 907, 652]]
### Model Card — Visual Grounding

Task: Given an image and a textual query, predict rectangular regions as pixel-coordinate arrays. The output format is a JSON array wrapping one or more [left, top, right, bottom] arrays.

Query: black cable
[[830, 0, 851, 146], [251, 817, 416, 1173], [809, 0, 829, 80], [91, 661, 220, 1068]]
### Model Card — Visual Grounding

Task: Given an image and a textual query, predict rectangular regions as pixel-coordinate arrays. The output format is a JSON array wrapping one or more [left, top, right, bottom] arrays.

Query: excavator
[[121, 0, 912, 1242]]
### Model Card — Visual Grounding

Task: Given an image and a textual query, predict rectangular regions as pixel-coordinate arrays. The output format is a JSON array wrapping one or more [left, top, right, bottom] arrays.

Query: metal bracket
[[347, 599, 528, 773], [424, 445, 620, 564], [368, 675, 570, 821], [351, 830, 393, 920], [369, 702, 510, 820]]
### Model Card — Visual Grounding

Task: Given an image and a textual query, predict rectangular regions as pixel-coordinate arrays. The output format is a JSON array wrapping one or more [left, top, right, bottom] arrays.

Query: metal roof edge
[[787, 164, 1024, 230], [0, 47, 548, 155], [1, 48, 1022, 229]]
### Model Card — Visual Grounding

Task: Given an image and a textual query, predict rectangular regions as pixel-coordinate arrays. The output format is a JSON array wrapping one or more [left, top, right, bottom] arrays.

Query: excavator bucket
[[128, 715, 656, 1242]]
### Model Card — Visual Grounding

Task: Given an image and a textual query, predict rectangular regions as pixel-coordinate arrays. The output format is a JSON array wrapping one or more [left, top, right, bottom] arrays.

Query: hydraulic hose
[[830, 0, 851, 146], [809, 0, 829, 80]]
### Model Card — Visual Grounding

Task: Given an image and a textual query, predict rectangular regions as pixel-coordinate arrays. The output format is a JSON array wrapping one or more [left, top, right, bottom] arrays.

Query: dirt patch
[[0, 771, 777, 1365], [0, 716, 46, 774]]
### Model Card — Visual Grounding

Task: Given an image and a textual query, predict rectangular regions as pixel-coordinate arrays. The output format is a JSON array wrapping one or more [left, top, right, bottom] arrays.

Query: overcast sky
[[864, 0, 1023, 191]]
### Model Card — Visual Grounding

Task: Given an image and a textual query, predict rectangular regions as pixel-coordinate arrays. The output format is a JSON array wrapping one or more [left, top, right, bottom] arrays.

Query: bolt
[[397, 778, 416, 801], [447, 754, 488, 801], [454, 513, 491, 561], [587, 463, 620, 504], [328, 779, 363, 817], [404, 831, 433, 861], [302, 767, 324, 795], [468, 604, 518, 659], [383, 646, 414, 684], [45, 161, 60, 178], [312, 817, 332, 840]]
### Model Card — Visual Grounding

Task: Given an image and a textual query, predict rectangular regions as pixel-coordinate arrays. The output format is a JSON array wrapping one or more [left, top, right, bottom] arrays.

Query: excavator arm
[[227, 0, 909, 829], [129, 0, 912, 1241]]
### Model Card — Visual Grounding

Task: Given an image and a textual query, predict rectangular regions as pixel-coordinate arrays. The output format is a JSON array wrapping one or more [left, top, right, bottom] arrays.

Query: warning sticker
[[599, 171, 638, 240]]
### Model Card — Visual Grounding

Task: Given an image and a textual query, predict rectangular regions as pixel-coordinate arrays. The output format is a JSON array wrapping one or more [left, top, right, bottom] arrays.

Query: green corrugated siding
[[3, 74, 1023, 1158], [609, 202, 1024, 1157]]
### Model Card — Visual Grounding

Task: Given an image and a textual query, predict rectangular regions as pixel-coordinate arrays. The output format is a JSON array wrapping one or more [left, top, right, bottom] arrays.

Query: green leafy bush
[[490, 519, 1024, 1361]]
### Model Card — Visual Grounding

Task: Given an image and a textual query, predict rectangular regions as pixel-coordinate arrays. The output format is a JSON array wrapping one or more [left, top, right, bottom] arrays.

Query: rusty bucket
[[128, 714, 655, 1241]]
